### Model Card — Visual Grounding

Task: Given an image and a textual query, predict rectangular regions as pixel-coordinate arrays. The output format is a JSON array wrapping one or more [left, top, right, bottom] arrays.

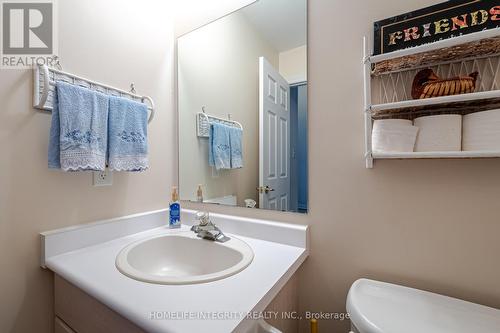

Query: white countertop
[[42, 210, 309, 333]]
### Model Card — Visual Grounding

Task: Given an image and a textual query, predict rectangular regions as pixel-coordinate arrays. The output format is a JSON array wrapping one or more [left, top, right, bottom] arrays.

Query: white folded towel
[[414, 115, 462, 152], [463, 109, 500, 151], [372, 119, 418, 153]]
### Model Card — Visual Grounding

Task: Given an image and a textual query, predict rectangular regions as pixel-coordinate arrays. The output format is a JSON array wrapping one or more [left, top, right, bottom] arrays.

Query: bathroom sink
[[115, 231, 254, 285]]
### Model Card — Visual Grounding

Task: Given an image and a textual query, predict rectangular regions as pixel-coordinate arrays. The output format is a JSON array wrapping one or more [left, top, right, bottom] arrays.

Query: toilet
[[347, 279, 500, 333]]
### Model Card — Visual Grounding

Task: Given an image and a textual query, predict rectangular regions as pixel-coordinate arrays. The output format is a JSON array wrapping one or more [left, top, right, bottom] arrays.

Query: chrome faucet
[[191, 211, 230, 243]]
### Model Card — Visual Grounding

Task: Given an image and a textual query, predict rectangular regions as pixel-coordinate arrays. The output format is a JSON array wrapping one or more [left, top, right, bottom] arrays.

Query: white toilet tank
[[347, 279, 500, 333]]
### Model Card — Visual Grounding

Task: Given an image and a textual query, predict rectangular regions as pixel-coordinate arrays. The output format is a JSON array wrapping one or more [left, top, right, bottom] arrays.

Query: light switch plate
[[93, 169, 113, 186]]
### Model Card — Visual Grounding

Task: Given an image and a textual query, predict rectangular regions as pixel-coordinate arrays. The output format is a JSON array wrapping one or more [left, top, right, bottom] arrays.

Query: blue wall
[[290, 84, 308, 212], [297, 85, 308, 211]]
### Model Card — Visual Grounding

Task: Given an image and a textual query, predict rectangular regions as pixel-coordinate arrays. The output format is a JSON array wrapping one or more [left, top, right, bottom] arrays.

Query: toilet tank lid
[[346, 279, 500, 333]]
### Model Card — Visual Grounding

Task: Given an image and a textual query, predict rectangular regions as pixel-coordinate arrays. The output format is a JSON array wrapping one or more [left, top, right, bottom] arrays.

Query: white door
[[259, 57, 291, 211]]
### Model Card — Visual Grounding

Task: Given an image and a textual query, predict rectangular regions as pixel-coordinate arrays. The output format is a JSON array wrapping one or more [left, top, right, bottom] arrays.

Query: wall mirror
[[178, 0, 308, 213]]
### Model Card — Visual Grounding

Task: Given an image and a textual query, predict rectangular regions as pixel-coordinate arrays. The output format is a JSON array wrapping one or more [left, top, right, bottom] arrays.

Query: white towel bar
[[33, 64, 155, 124], [196, 111, 243, 138]]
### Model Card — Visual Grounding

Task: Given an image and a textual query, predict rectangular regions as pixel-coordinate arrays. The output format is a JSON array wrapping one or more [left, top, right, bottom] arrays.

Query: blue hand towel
[[208, 123, 231, 170], [48, 81, 109, 171], [229, 127, 243, 169], [108, 96, 149, 172]]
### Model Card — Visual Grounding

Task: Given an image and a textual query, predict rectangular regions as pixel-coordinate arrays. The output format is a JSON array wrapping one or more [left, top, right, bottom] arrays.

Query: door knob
[[264, 186, 275, 193], [257, 186, 275, 194]]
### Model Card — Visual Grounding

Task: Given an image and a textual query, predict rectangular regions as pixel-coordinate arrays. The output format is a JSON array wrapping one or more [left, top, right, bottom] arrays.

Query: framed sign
[[374, 0, 500, 55]]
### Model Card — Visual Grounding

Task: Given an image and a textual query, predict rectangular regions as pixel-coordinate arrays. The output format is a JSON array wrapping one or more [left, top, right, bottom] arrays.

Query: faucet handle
[[195, 211, 210, 226]]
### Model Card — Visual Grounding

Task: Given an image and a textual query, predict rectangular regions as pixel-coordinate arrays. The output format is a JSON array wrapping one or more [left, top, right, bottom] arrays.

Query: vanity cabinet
[[54, 275, 145, 333], [262, 273, 299, 333], [54, 273, 299, 333], [54, 317, 76, 333]]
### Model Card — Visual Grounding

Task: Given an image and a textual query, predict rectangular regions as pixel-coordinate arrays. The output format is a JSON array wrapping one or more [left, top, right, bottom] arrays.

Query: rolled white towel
[[414, 115, 462, 152], [463, 109, 500, 151], [372, 119, 418, 153]]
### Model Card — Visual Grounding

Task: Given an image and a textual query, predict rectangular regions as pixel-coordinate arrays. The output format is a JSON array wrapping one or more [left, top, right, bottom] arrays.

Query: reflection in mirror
[[178, 0, 307, 213]]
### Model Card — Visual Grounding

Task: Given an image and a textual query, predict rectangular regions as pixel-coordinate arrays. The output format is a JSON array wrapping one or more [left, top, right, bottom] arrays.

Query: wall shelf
[[369, 28, 500, 65], [370, 90, 500, 118], [373, 151, 500, 160], [363, 28, 500, 169], [372, 35, 500, 76]]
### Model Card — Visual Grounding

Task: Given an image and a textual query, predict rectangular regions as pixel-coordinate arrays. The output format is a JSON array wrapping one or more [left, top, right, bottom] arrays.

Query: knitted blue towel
[[209, 123, 231, 170], [108, 96, 149, 172], [48, 81, 109, 171], [229, 126, 243, 169]]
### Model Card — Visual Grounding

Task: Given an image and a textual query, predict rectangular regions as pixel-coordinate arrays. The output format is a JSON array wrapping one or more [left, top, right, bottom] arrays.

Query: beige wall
[[178, 12, 279, 205], [0, 0, 176, 332], [184, 0, 500, 332], [279, 45, 308, 84]]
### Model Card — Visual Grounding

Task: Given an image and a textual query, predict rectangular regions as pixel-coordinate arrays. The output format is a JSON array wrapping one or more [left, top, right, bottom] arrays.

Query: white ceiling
[[241, 0, 307, 52]]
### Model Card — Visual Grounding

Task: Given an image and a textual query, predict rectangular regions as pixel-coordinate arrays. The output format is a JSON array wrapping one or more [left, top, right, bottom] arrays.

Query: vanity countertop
[[41, 209, 309, 333]]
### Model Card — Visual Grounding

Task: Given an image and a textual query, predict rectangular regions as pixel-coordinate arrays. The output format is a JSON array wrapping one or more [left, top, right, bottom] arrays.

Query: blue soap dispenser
[[169, 186, 181, 228]]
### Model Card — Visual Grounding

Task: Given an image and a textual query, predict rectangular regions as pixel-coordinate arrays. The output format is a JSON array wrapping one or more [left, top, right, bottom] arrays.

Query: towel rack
[[196, 108, 243, 138], [33, 64, 155, 124]]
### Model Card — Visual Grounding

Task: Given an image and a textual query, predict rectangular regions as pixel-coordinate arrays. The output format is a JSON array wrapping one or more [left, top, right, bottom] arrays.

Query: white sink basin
[[115, 231, 254, 285]]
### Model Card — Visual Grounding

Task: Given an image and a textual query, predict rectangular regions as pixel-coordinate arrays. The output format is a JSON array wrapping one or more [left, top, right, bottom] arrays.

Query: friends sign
[[374, 0, 500, 55]]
